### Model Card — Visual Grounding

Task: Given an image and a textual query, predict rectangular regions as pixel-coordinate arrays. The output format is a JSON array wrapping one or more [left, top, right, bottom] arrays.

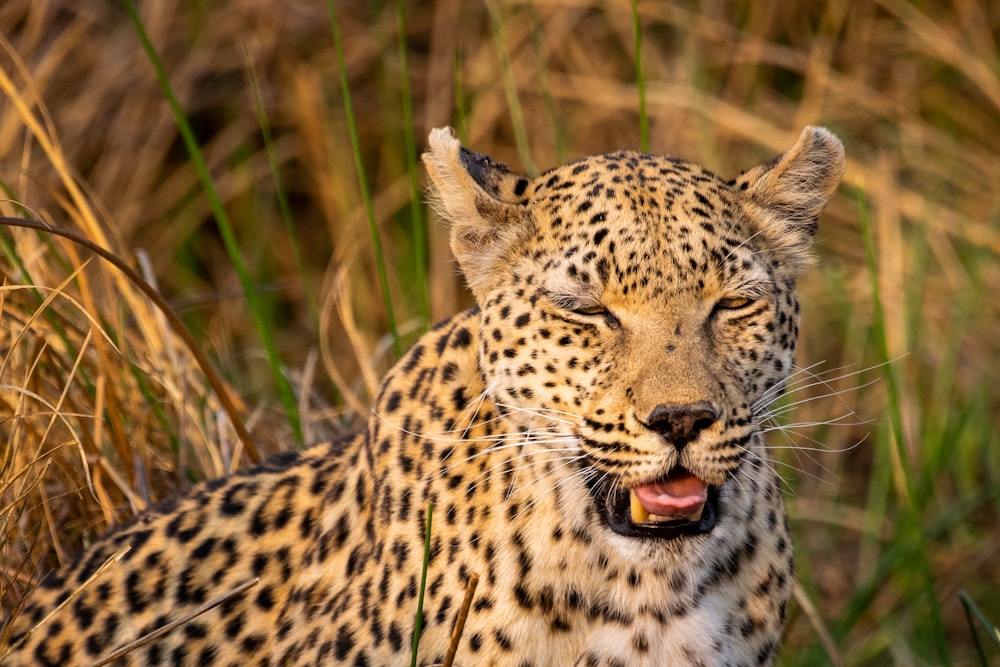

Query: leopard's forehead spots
[[518, 151, 767, 307]]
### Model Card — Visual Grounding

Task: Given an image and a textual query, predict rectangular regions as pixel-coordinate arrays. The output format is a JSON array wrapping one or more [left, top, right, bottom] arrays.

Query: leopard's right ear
[[735, 126, 845, 270], [423, 128, 531, 301]]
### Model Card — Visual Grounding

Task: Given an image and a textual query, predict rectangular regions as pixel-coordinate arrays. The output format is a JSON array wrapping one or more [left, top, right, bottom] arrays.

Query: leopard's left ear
[[735, 126, 845, 268], [423, 127, 531, 301]]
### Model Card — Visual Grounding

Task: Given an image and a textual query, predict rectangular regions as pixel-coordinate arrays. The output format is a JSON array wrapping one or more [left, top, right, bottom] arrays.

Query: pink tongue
[[633, 473, 708, 515]]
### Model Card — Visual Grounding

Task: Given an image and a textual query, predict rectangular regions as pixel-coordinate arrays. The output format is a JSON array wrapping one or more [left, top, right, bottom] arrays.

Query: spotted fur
[[2, 126, 844, 666]]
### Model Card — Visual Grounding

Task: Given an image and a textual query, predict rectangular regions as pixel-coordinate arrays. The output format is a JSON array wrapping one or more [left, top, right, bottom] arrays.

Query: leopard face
[[425, 127, 843, 565]]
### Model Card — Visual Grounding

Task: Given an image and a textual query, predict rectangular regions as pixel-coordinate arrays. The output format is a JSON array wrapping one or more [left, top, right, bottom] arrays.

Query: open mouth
[[604, 467, 719, 540]]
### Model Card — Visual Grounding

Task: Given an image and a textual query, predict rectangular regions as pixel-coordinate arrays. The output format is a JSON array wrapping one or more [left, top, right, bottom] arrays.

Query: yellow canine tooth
[[629, 490, 649, 524]]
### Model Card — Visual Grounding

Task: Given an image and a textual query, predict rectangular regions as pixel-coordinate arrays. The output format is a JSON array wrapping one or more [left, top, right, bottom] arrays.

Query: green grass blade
[[857, 191, 949, 664], [0, 214, 260, 461], [486, 0, 536, 176], [243, 46, 318, 328], [395, 0, 430, 332], [960, 589, 1000, 666], [410, 502, 433, 667], [527, 3, 566, 163], [326, 0, 401, 358], [961, 590, 998, 665], [0, 184, 46, 308], [0, 227, 79, 377], [631, 0, 649, 152], [131, 363, 179, 455], [123, 0, 302, 444], [453, 48, 469, 143], [0, 182, 95, 390], [832, 481, 1000, 661]]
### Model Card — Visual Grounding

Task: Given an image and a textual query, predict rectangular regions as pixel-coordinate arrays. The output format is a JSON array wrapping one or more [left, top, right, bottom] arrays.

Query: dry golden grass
[[0, 1, 997, 663]]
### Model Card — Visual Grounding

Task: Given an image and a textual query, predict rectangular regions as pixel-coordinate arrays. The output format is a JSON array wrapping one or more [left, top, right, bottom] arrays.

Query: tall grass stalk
[[410, 502, 433, 667], [122, 0, 302, 444], [244, 47, 318, 326], [0, 189, 75, 354], [452, 49, 469, 143], [857, 192, 948, 664], [0, 216, 258, 461], [326, 0, 401, 358], [485, 1, 536, 176], [395, 0, 431, 332], [527, 3, 566, 163], [631, 0, 650, 152], [959, 589, 1000, 665]]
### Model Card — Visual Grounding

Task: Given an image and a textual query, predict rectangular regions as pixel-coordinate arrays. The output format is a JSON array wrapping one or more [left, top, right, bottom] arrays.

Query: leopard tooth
[[629, 490, 649, 524], [648, 504, 704, 523]]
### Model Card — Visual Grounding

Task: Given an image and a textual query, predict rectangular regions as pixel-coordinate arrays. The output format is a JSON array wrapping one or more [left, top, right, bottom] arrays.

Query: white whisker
[[760, 415, 872, 433]]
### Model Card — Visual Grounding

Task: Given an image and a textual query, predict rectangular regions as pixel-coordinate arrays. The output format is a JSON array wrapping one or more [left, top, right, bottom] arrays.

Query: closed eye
[[571, 304, 607, 316], [561, 302, 620, 328], [575, 304, 621, 328], [715, 296, 755, 310], [542, 288, 620, 327]]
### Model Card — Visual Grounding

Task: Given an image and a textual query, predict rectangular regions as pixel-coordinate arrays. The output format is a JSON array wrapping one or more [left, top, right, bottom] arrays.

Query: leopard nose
[[642, 401, 719, 448]]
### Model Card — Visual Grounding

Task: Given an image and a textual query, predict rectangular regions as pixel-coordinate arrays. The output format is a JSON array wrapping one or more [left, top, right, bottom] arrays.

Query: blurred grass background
[[0, 1, 997, 664]]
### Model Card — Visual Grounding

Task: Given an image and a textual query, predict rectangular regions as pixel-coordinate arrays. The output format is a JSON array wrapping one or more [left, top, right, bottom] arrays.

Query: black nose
[[643, 401, 719, 448]]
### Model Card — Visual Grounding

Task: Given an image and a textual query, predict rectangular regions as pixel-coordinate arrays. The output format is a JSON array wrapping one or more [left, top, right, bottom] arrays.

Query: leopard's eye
[[572, 304, 607, 316], [543, 289, 618, 326], [715, 296, 754, 310], [575, 304, 621, 329]]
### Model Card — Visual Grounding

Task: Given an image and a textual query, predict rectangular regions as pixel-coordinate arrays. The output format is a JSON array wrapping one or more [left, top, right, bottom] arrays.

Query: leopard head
[[423, 128, 844, 552]]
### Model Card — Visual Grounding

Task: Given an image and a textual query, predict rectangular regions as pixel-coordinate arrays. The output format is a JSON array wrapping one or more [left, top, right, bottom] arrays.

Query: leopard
[[1, 125, 845, 666]]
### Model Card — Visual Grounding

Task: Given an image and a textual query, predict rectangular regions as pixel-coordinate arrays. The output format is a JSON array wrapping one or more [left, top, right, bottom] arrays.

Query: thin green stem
[[858, 191, 949, 664], [410, 502, 433, 667], [835, 481, 1000, 648], [959, 588, 1000, 665], [453, 48, 469, 143], [327, 0, 401, 357], [528, 2, 566, 163], [395, 0, 430, 332], [123, 0, 302, 444], [243, 46, 318, 327], [631, 0, 649, 152], [486, 0, 536, 176], [0, 215, 258, 462]]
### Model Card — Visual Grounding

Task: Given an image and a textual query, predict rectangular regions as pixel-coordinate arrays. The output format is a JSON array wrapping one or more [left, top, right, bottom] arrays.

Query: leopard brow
[[724, 276, 773, 299], [723, 270, 772, 298], [540, 282, 602, 310]]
